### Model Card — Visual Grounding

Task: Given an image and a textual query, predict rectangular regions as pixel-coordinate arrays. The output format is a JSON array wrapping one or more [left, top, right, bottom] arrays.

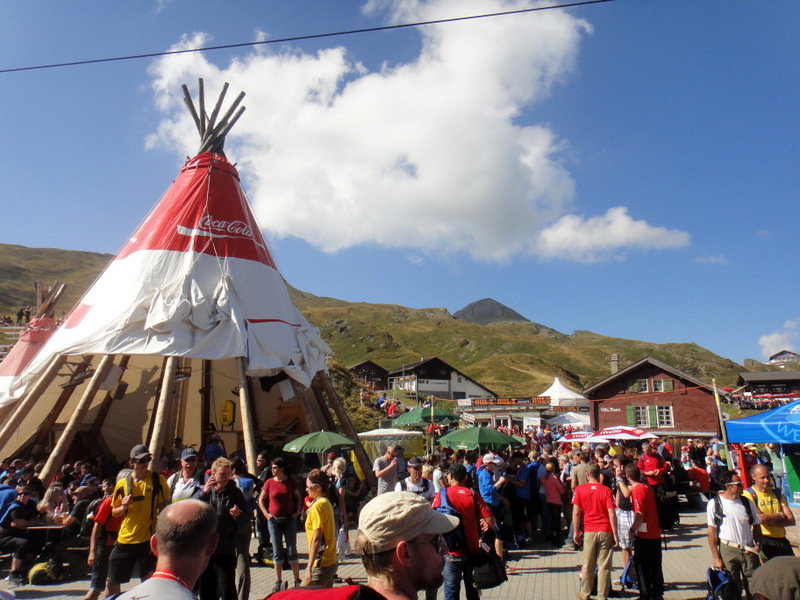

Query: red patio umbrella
[[592, 425, 658, 440]]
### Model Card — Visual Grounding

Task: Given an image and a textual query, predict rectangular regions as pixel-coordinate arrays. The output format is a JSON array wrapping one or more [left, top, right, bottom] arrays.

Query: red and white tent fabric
[[0, 318, 57, 405], [5, 152, 330, 406]]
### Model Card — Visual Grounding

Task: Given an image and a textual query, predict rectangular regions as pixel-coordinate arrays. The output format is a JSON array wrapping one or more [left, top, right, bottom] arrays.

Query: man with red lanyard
[[115, 500, 219, 600], [627, 464, 664, 600], [432, 464, 495, 600]]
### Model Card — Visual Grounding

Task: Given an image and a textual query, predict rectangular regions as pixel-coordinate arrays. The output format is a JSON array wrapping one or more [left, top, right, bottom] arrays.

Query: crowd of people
[[1, 429, 799, 600]]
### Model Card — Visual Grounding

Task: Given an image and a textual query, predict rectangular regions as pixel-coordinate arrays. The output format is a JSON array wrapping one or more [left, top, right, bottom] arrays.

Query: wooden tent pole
[[0, 354, 67, 456], [148, 356, 178, 471], [40, 354, 116, 484], [315, 373, 377, 491], [308, 384, 337, 431], [32, 357, 94, 451], [89, 355, 131, 446], [291, 379, 320, 432], [235, 357, 258, 476]]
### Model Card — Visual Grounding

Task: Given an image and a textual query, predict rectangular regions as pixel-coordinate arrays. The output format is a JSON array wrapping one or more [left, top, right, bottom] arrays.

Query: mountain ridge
[[0, 243, 764, 396]]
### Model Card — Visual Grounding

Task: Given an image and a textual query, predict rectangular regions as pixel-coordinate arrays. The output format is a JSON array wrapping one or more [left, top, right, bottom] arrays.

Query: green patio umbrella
[[394, 407, 460, 427], [437, 427, 523, 451], [283, 431, 357, 453]]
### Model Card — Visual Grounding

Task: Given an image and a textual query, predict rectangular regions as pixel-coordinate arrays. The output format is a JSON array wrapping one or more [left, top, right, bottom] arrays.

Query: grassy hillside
[[0, 244, 112, 319], [2, 243, 753, 396], [289, 288, 746, 395]]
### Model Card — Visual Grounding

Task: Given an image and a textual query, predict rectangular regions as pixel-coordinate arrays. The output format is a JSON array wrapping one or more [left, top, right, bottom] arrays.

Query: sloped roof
[[582, 356, 713, 396], [387, 356, 498, 397], [738, 370, 800, 383]]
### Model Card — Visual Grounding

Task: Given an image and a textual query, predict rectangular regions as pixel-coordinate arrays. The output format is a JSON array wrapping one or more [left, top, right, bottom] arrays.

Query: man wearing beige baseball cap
[[270, 492, 458, 600]]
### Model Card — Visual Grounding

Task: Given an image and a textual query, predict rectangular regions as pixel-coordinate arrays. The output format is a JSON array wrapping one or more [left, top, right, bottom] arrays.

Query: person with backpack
[[167, 448, 204, 502], [626, 463, 663, 600], [707, 470, 763, 597], [742, 463, 795, 559], [432, 464, 495, 600], [396, 457, 435, 501], [106, 444, 170, 597]]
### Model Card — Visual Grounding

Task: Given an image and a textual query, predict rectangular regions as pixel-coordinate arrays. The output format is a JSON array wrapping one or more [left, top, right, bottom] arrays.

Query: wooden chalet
[[387, 356, 496, 401], [348, 360, 389, 390], [583, 356, 720, 438]]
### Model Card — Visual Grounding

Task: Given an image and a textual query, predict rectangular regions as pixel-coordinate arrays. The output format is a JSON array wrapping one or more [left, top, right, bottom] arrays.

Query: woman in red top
[[258, 458, 302, 592]]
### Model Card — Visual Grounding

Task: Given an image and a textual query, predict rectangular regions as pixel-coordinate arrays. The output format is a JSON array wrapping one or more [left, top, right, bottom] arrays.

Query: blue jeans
[[267, 517, 299, 563], [444, 554, 478, 600]]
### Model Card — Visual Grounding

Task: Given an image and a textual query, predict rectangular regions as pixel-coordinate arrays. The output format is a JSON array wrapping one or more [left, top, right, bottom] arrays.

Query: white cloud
[[146, 0, 689, 263], [759, 319, 799, 359], [692, 254, 728, 265], [535, 207, 690, 263]]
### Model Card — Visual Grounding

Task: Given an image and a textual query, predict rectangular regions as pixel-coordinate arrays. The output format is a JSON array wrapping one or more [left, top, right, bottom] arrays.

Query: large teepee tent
[[0, 81, 373, 486]]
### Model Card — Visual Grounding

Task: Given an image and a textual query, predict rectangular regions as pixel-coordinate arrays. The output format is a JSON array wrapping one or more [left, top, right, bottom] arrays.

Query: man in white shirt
[[396, 457, 435, 501], [707, 470, 762, 596], [167, 448, 204, 502]]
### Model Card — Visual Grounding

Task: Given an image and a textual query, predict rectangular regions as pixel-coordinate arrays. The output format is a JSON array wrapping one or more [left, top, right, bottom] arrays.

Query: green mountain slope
[[2, 243, 749, 395], [0, 244, 112, 319]]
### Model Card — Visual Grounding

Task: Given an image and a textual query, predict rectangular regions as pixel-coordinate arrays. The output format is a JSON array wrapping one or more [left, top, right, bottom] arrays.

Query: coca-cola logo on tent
[[197, 215, 253, 239]]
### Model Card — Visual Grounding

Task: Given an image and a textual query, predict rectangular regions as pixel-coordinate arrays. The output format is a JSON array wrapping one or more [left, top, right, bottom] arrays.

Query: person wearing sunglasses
[[167, 448, 204, 503], [708, 469, 762, 597], [271, 492, 459, 600], [302, 469, 337, 588], [0, 486, 40, 584], [106, 444, 170, 597]]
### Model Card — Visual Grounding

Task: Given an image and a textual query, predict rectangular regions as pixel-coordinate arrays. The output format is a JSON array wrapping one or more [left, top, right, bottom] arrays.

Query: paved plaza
[[1, 503, 796, 600]]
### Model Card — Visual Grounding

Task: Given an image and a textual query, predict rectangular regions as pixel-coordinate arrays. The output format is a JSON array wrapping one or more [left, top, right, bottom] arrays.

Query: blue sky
[[1, 0, 797, 366]]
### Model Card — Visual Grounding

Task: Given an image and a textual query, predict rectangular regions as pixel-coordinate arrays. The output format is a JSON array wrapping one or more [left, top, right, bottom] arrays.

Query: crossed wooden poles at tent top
[[0, 81, 376, 490]]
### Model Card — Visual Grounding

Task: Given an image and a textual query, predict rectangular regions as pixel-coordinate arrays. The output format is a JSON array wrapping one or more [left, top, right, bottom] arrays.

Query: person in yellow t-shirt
[[106, 444, 169, 597], [742, 463, 795, 559], [303, 469, 338, 588]]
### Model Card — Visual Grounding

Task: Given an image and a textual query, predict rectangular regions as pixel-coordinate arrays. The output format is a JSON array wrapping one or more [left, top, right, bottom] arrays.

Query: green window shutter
[[627, 380, 638, 393], [663, 379, 674, 392], [648, 406, 658, 427], [626, 406, 636, 426]]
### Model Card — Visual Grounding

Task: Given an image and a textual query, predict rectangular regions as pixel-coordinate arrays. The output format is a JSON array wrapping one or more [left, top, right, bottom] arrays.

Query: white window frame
[[656, 405, 674, 428], [636, 379, 649, 393], [634, 405, 650, 427]]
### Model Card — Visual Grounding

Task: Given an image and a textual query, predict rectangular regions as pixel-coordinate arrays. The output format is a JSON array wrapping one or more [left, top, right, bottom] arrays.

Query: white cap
[[354, 492, 458, 554], [483, 453, 504, 466]]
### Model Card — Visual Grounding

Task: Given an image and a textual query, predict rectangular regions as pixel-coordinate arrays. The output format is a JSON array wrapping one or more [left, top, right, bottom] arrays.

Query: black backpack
[[712, 493, 754, 534], [399, 478, 429, 495], [79, 497, 105, 537]]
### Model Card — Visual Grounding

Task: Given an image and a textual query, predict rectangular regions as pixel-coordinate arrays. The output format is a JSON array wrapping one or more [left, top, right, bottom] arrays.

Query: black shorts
[[107, 541, 155, 584], [762, 536, 794, 559]]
